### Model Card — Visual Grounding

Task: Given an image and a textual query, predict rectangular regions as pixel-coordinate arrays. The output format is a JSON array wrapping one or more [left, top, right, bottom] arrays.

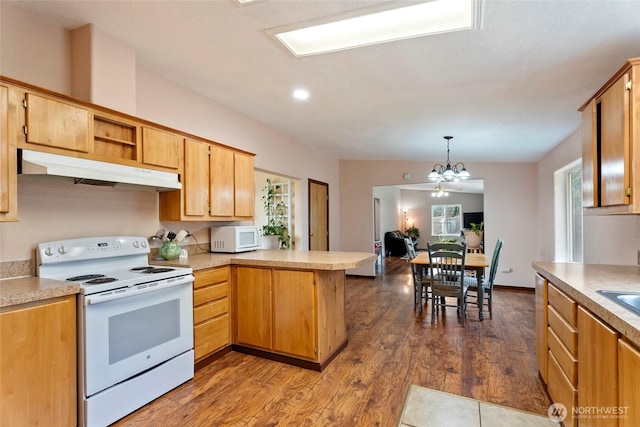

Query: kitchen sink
[[597, 290, 640, 317]]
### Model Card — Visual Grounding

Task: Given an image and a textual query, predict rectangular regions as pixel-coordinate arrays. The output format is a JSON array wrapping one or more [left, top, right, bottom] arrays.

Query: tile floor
[[398, 385, 560, 427]]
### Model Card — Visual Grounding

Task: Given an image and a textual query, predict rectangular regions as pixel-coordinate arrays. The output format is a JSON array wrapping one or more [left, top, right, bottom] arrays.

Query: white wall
[[341, 160, 537, 286], [372, 185, 401, 257]]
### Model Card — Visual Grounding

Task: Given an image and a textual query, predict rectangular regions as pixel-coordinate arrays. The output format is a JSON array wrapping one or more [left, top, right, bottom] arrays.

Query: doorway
[[308, 179, 329, 250]]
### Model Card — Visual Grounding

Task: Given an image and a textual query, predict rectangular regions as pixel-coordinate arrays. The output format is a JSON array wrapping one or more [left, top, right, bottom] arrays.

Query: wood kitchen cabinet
[[193, 266, 231, 363], [547, 283, 579, 427], [141, 126, 181, 171], [534, 265, 640, 427], [578, 306, 619, 427], [0, 83, 17, 221], [22, 90, 91, 153], [618, 339, 640, 427], [273, 269, 316, 359], [234, 267, 317, 358], [0, 295, 77, 426], [233, 266, 346, 370], [159, 138, 255, 221], [580, 57, 640, 213], [534, 274, 548, 382], [234, 266, 272, 349]]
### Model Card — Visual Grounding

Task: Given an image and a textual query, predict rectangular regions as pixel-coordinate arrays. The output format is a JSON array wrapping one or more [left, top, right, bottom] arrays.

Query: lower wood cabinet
[[234, 266, 272, 349], [535, 274, 548, 382], [0, 295, 77, 426], [273, 269, 316, 359], [193, 266, 231, 362], [618, 339, 640, 427], [534, 272, 640, 427], [234, 266, 316, 358], [577, 306, 619, 427], [233, 266, 347, 369], [547, 283, 579, 427]]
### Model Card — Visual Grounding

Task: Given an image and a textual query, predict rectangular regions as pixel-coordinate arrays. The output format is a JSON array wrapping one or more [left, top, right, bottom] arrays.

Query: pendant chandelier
[[431, 184, 449, 198], [427, 136, 471, 182]]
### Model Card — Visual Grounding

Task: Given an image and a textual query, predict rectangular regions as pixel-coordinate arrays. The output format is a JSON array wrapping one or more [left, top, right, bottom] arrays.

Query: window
[[431, 204, 462, 236], [554, 159, 583, 263], [567, 167, 583, 262]]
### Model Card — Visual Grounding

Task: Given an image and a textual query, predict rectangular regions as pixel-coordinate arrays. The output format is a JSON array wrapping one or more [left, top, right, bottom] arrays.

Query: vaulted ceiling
[[9, 0, 640, 162]]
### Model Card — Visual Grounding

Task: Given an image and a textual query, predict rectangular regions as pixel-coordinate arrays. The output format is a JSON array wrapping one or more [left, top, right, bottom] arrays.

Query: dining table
[[410, 251, 490, 320]]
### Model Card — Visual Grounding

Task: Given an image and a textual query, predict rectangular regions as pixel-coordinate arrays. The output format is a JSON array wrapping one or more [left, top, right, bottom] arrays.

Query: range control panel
[[38, 236, 150, 264]]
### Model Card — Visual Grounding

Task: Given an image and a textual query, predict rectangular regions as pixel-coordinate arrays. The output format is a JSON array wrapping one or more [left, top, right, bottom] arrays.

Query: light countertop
[[1, 250, 375, 309], [0, 276, 80, 308], [158, 250, 377, 271], [532, 262, 640, 348]]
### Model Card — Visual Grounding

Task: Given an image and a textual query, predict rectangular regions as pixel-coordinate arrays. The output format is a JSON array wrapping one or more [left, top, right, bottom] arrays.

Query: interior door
[[308, 179, 329, 251]]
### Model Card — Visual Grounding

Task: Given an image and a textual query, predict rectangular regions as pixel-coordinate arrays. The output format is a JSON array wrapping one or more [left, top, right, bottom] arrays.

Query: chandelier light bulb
[[428, 136, 471, 182]]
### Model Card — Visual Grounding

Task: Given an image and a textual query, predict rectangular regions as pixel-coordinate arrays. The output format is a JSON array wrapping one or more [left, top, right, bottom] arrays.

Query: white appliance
[[210, 225, 263, 253], [37, 236, 194, 427], [20, 149, 182, 191]]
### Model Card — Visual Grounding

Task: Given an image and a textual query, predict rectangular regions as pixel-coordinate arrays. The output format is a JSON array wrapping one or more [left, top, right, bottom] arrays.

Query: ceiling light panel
[[269, 0, 481, 57]]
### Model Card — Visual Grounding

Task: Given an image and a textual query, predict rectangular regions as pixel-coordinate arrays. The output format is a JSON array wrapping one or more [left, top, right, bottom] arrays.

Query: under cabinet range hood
[[19, 149, 182, 191]]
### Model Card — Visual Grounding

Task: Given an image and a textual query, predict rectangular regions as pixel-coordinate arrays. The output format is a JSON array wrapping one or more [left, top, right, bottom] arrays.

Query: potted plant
[[463, 222, 483, 249], [404, 226, 420, 244], [261, 179, 291, 249]]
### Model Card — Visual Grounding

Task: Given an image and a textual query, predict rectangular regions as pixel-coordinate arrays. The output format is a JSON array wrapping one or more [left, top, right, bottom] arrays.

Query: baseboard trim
[[232, 340, 348, 372], [494, 284, 534, 292]]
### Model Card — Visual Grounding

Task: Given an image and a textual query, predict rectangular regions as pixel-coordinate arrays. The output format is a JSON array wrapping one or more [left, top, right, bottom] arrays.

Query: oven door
[[82, 276, 193, 397]]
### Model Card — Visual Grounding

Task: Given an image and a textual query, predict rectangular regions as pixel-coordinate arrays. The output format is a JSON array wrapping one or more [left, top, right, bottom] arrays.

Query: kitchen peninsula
[[164, 250, 376, 371]]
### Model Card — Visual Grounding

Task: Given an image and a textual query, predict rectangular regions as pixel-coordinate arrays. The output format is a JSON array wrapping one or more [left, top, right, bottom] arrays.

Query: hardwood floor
[[113, 257, 551, 426]]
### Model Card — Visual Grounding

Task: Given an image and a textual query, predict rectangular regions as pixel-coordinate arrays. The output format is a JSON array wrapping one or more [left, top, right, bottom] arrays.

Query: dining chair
[[427, 242, 469, 325], [464, 239, 504, 320], [404, 238, 431, 309]]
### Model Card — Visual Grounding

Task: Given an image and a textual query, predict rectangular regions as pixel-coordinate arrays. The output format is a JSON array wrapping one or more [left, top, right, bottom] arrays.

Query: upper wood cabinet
[[141, 126, 181, 171], [1, 76, 256, 222], [23, 91, 91, 153], [160, 139, 255, 221], [0, 83, 18, 221], [210, 145, 235, 216], [234, 151, 255, 217], [580, 57, 640, 214]]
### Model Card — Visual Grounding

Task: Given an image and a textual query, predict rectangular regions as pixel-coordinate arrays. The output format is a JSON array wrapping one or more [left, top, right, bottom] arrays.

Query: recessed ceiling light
[[268, 0, 481, 57], [293, 89, 310, 100]]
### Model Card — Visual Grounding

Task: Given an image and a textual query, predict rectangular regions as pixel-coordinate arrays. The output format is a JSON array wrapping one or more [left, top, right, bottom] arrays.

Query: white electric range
[[37, 236, 195, 427]]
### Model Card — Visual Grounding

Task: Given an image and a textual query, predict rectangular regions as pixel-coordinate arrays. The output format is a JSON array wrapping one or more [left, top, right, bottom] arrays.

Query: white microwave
[[210, 226, 263, 253]]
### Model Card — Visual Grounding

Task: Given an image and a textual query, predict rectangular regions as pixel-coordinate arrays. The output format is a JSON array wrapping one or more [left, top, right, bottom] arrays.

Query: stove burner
[[85, 277, 118, 285], [67, 274, 105, 282], [140, 267, 175, 274], [130, 267, 152, 271]]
